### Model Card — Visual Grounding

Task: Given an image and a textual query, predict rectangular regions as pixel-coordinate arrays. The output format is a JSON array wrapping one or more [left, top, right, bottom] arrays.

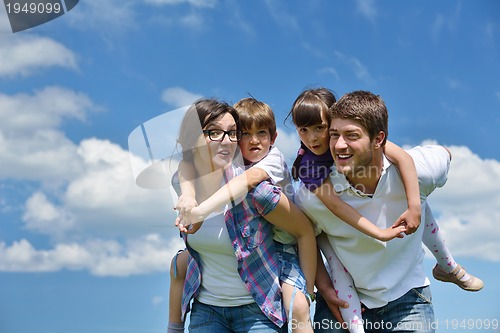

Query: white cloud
[[356, 0, 377, 21], [318, 67, 340, 81], [0, 86, 91, 133], [65, 0, 138, 32], [66, 0, 217, 33], [8, 131, 183, 275], [447, 78, 465, 90], [0, 35, 77, 77], [0, 235, 184, 276], [161, 87, 203, 108], [0, 87, 99, 182], [425, 143, 500, 262], [0, 130, 83, 183], [152, 296, 164, 306], [274, 127, 300, 166], [23, 191, 75, 238], [177, 12, 201, 29], [227, 2, 255, 37], [431, 14, 446, 43], [18, 137, 177, 240], [264, 0, 300, 33], [431, 3, 461, 44], [334, 51, 373, 84], [144, 0, 217, 8]]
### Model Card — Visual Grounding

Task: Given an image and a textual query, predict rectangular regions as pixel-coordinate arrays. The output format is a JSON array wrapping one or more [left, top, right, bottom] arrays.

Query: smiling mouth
[[337, 154, 352, 160]]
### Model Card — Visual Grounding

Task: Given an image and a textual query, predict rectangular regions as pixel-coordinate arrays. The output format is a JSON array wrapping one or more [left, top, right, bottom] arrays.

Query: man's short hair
[[330, 90, 388, 146]]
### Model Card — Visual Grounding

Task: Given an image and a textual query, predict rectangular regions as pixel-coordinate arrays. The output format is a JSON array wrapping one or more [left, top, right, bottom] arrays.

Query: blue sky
[[0, 1, 499, 332]]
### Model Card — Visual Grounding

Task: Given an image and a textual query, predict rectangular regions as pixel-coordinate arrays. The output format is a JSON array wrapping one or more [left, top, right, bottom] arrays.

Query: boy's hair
[[330, 90, 388, 146], [233, 98, 277, 139]]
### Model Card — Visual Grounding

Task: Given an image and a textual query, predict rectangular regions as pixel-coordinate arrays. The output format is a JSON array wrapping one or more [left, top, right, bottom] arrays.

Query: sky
[[0, 1, 499, 332]]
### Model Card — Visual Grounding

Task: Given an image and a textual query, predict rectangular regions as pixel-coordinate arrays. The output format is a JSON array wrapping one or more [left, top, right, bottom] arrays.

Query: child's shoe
[[432, 264, 484, 292]]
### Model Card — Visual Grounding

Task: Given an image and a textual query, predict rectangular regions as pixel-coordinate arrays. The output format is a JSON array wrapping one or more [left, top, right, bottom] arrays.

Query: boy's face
[[239, 125, 275, 164]]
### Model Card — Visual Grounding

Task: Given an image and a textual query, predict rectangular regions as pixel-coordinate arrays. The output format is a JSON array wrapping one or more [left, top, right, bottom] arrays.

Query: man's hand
[[320, 287, 349, 326]]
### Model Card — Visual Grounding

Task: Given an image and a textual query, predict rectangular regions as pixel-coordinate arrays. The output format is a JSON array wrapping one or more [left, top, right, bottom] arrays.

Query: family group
[[164, 88, 483, 333]]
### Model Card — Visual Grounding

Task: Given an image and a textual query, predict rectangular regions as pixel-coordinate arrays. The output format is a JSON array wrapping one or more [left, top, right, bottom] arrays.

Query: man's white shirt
[[294, 145, 451, 308]]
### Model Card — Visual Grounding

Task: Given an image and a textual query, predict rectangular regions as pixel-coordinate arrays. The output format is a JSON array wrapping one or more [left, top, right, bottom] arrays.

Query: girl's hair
[[285, 88, 337, 180], [177, 98, 240, 162], [285, 87, 336, 128]]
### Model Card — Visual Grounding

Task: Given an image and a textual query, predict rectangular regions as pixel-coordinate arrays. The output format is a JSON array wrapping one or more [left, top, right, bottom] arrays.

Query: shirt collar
[[329, 154, 392, 197]]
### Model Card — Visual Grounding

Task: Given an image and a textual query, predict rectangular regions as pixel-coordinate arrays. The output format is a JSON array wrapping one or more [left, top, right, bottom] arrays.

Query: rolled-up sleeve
[[251, 181, 282, 216]]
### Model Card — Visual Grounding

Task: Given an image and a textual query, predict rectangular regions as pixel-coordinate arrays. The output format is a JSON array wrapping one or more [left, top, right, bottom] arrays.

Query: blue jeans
[[189, 299, 286, 333], [313, 286, 436, 333]]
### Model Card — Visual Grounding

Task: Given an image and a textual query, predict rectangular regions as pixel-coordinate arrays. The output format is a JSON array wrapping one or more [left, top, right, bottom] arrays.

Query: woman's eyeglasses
[[203, 129, 242, 142]]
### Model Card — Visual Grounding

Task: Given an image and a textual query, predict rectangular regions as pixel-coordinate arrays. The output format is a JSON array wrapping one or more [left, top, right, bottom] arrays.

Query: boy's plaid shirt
[[181, 175, 285, 327]]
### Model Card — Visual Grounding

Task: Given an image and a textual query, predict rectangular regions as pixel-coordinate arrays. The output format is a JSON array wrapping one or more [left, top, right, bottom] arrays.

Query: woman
[[176, 98, 315, 333]]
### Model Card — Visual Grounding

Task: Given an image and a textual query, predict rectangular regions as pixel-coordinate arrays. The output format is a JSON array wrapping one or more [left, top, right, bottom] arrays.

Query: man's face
[[329, 118, 376, 178], [239, 125, 274, 164]]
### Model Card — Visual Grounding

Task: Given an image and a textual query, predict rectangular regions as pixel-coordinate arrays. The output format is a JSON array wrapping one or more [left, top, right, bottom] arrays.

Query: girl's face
[[195, 112, 239, 171], [296, 111, 330, 156]]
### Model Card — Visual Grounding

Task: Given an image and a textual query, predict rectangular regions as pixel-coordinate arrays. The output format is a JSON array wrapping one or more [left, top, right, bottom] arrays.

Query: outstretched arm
[[176, 167, 269, 233], [264, 194, 317, 295], [315, 179, 406, 241], [384, 141, 422, 234]]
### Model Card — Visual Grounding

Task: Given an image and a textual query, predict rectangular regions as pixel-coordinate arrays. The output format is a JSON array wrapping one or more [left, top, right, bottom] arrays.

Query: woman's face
[[195, 112, 238, 171]]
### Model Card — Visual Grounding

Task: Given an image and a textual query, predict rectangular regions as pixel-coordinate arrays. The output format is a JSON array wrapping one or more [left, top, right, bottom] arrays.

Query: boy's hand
[[176, 214, 203, 234], [174, 195, 198, 217], [393, 206, 421, 235]]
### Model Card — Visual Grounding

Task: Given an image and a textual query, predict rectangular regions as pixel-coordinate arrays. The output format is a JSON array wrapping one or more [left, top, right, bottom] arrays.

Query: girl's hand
[[393, 206, 421, 235], [378, 225, 407, 241]]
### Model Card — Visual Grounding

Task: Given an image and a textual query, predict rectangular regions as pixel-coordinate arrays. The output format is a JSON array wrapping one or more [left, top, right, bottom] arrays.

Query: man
[[295, 91, 451, 333]]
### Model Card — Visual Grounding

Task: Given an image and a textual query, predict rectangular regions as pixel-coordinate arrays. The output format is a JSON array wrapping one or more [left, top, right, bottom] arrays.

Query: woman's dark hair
[[177, 98, 240, 162]]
